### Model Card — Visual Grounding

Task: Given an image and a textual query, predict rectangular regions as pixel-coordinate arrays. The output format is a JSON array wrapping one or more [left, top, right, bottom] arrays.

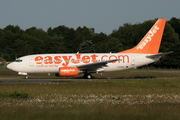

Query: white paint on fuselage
[[7, 53, 159, 74]]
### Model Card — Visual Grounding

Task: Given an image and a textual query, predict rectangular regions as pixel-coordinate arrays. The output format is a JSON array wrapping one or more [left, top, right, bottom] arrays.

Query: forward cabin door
[[29, 56, 34, 67]]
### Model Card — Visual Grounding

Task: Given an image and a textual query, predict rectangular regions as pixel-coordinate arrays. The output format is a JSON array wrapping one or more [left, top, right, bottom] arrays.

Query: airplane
[[7, 19, 172, 79]]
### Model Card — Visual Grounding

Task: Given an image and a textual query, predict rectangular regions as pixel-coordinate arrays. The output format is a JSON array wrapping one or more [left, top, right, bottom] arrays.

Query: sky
[[0, 0, 180, 34]]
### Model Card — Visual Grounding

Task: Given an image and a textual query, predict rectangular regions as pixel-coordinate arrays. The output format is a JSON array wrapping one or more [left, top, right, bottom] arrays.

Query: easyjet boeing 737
[[7, 19, 172, 79]]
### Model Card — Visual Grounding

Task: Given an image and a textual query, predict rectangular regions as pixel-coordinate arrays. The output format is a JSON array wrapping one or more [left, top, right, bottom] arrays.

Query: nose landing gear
[[25, 75, 29, 79]]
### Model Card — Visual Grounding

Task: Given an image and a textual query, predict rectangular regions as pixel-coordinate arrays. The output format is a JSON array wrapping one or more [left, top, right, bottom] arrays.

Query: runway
[[0, 78, 94, 84], [0, 76, 156, 84]]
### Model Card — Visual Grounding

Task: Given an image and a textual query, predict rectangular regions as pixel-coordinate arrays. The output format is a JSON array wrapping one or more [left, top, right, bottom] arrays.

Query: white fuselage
[[7, 53, 159, 74]]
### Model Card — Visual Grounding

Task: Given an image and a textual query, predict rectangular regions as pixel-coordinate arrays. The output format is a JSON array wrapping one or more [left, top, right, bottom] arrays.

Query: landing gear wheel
[[87, 74, 92, 79], [25, 75, 29, 79], [83, 73, 92, 79]]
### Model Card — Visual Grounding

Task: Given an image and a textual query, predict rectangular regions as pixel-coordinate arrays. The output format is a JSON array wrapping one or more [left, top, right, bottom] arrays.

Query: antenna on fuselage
[[77, 51, 79, 54]]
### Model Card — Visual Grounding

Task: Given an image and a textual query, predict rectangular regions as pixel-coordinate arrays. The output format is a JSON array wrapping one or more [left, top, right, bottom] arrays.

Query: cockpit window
[[14, 59, 23, 62]]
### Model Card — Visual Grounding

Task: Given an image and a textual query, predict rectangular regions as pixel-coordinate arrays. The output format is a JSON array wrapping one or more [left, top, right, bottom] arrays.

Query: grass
[[0, 68, 180, 119], [0, 79, 180, 119], [0, 104, 180, 120], [0, 91, 29, 98]]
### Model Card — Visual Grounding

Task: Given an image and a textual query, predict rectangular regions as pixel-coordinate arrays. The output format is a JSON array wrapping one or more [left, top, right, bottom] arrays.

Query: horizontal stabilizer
[[146, 51, 173, 58]]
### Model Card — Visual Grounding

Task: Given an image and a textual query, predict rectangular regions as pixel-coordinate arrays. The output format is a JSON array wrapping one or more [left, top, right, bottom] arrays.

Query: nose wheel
[[25, 75, 29, 79], [83, 73, 92, 79]]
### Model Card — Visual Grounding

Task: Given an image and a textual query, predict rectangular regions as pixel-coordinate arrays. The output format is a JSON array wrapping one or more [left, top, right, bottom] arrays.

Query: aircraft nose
[[7, 63, 13, 70]]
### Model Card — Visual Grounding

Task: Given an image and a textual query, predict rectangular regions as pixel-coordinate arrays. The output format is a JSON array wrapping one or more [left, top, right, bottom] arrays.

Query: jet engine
[[55, 67, 79, 77]]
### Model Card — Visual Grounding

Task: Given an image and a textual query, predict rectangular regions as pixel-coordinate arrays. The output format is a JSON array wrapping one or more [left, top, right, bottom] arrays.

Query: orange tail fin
[[119, 19, 166, 54]]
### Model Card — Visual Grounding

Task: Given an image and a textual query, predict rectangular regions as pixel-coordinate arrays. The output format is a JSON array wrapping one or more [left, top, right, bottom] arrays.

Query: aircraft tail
[[119, 19, 166, 54]]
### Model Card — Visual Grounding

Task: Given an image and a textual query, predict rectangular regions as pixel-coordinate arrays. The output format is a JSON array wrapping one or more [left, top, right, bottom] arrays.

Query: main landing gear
[[83, 73, 92, 79]]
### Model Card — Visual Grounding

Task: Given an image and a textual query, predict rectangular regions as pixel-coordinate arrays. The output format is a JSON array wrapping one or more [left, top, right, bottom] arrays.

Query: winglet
[[119, 19, 166, 54]]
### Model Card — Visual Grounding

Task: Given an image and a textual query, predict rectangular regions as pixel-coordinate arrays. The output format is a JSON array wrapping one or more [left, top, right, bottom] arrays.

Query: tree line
[[0, 17, 180, 67]]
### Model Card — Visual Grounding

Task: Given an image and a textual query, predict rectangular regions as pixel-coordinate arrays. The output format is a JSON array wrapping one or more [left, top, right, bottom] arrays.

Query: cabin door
[[29, 57, 34, 67], [131, 56, 135, 66]]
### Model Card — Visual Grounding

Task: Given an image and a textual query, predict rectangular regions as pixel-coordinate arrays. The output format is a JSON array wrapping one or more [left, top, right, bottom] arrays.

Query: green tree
[[63, 28, 76, 53], [105, 38, 123, 53], [168, 17, 180, 39], [111, 23, 141, 50], [25, 27, 48, 41], [160, 23, 179, 52], [22, 34, 44, 54], [44, 35, 65, 53], [92, 32, 108, 53], [160, 43, 180, 67], [4, 25, 21, 33], [73, 27, 94, 53], [79, 40, 95, 53], [13, 39, 32, 57]]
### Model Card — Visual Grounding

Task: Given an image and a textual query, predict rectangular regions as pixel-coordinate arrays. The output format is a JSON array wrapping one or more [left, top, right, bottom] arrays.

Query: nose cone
[[7, 63, 13, 70]]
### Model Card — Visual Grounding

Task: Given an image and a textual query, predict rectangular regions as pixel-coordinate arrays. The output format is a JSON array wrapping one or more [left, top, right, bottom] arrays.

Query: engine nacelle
[[55, 67, 79, 77]]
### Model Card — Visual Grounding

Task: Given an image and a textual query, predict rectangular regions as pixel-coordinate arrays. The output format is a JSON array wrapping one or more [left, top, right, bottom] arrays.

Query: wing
[[76, 59, 120, 72]]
